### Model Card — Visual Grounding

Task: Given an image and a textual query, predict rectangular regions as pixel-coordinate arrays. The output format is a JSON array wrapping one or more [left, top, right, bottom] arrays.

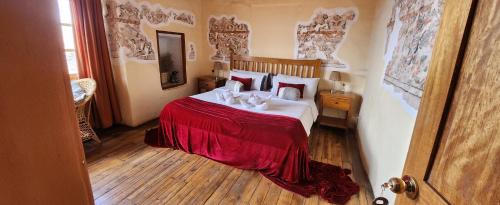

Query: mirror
[[156, 31, 187, 90]]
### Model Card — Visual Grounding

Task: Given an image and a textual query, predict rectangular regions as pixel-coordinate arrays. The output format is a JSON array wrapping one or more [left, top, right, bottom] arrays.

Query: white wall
[[112, 0, 379, 126], [357, 0, 416, 203], [108, 0, 208, 127], [200, 0, 379, 95]]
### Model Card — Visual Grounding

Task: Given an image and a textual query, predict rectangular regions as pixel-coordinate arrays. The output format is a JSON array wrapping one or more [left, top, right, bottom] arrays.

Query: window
[[57, 0, 78, 76]]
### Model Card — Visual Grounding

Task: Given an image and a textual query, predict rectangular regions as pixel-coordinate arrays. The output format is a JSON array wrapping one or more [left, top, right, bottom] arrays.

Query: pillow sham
[[229, 71, 265, 91], [271, 74, 319, 99], [224, 80, 244, 92], [231, 76, 252, 91], [233, 69, 270, 90], [277, 82, 305, 98], [278, 87, 300, 101]]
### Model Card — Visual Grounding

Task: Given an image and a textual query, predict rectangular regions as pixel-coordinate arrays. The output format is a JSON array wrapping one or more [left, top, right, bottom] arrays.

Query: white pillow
[[224, 80, 244, 92], [229, 71, 265, 91], [278, 87, 300, 101], [271, 74, 320, 99], [233, 69, 270, 90]]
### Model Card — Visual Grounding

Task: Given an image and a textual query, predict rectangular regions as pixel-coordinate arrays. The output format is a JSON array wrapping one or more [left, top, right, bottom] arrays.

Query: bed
[[145, 56, 359, 204]]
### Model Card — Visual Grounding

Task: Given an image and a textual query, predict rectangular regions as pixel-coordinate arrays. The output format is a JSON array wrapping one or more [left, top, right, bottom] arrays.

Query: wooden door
[[0, 0, 94, 204], [395, 0, 499, 204]]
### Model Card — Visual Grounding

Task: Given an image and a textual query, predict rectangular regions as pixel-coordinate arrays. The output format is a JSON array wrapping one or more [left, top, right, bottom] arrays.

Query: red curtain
[[70, 0, 121, 128]]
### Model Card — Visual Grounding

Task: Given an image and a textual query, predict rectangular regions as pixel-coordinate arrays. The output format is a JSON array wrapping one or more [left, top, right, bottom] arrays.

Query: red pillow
[[231, 76, 252, 91], [277, 82, 305, 98]]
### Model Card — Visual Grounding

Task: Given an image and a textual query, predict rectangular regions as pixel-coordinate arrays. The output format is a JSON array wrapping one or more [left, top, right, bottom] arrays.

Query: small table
[[197, 76, 226, 93], [318, 90, 360, 131]]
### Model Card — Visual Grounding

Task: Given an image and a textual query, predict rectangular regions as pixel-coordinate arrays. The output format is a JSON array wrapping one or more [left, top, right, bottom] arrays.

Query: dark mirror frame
[[156, 30, 187, 90]]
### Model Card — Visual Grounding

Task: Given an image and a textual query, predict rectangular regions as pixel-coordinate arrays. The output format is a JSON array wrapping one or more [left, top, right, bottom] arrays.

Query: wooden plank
[[248, 177, 273, 205], [86, 127, 148, 163], [290, 194, 305, 205], [204, 168, 243, 205], [110, 152, 202, 203], [124, 171, 178, 203], [143, 157, 214, 204], [219, 170, 262, 205], [261, 183, 283, 205], [91, 149, 172, 198], [89, 145, 155, 183], [94, 149, 181, 203], [176, 161, 234, 204], [86, 124, 371, 205], [276, 189, 294, 205]]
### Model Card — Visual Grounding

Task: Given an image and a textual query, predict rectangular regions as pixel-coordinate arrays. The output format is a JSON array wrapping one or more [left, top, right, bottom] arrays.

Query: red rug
[[264, 159, 360, 204]]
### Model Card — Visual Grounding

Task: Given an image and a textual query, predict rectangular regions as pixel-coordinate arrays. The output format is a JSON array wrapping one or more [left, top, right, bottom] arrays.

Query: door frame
[[396, 0, 478, 204]]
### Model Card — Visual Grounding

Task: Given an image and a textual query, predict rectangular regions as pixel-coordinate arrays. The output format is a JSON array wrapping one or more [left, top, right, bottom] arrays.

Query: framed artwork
[[156, 30, 187, 90]]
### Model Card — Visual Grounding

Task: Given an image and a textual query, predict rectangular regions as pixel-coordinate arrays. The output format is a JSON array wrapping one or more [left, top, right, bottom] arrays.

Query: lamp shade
[[329, 71, 341, 81]]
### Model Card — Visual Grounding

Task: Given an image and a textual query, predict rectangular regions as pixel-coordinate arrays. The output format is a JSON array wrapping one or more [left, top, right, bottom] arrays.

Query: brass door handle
[[382, 175, 419, 199]]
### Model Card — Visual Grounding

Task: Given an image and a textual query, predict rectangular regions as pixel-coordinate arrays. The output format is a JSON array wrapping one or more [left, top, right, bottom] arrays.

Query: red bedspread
[[145, 97, 359, 204]]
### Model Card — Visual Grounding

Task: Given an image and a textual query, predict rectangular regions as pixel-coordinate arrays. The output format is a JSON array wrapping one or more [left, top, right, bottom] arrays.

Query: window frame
[[58, 0, 79, 79]]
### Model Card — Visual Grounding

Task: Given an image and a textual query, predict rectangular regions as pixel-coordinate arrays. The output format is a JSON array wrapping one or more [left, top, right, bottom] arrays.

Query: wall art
[[187, 42, 196, 61], [208, 16, 250, 62], [296, 8, 358, 69], [383, 0, 443, 113], [103, 0, 195, 61]]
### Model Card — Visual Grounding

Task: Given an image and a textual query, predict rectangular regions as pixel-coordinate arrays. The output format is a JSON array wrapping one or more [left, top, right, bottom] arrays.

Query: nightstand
[[318, 90, 360, 131], [197, 76, 226, 93]]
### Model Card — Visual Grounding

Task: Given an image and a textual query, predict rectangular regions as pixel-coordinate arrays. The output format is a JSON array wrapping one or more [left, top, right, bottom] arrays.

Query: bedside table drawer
[[323, 97, 351, 111], [197, 76, 227, 93], [318, 90, 360, 131], [199, 81, 215, 89]]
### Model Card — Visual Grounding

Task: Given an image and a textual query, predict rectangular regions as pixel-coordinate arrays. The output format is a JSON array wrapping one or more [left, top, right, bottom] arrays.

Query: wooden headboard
[[230, 56, 322, 78]]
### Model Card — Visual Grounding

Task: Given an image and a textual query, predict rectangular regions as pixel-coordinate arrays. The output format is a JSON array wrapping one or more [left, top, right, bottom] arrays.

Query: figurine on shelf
[[170, 71, 179, 83]]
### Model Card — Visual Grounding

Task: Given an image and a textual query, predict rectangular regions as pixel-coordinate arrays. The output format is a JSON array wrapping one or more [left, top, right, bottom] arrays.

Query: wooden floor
[[86, 121, 373, 205]]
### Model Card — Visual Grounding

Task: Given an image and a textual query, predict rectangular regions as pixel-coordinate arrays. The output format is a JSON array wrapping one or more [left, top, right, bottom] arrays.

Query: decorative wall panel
[[208, 16, 250, 62], [187, 42, 196, 61], [383, 0, 443, 112], [296, 8, 358, 69], [103, 0, 195, 61]]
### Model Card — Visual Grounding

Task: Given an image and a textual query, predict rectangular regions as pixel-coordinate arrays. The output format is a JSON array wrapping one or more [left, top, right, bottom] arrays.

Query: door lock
[[382, 175, 419, 199]]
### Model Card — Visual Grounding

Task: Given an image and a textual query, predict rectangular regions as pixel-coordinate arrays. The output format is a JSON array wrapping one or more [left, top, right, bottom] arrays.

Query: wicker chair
[[74, 78, 101, 143]]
